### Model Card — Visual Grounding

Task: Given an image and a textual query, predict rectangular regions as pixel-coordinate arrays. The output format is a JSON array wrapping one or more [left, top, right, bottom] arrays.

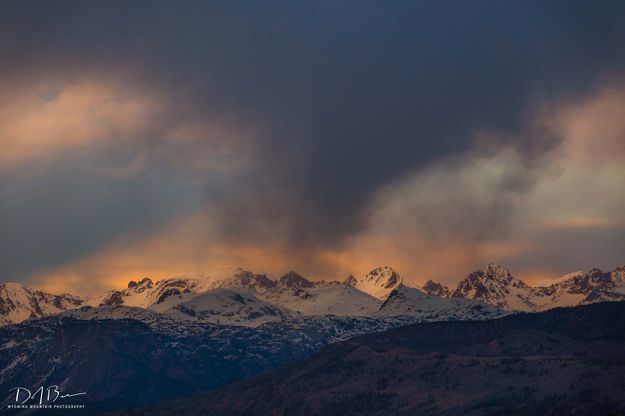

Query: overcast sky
[[1, 1, 624, 294]]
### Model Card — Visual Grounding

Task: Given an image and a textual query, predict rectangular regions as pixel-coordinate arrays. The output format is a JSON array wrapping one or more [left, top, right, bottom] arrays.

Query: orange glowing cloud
[[0, 74, 261, 175], [0, 77, 163, 170]]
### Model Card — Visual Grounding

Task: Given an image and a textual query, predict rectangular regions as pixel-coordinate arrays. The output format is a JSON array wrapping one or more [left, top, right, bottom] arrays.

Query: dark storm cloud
[[1, 1, 625, 279]]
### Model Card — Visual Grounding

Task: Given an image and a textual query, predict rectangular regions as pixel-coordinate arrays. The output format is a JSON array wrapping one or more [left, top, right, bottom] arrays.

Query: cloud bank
[[0, 1, 624, 293]]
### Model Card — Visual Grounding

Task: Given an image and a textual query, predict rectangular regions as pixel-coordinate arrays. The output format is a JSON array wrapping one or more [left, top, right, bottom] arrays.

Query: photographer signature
[[9, 386, 86, 405]]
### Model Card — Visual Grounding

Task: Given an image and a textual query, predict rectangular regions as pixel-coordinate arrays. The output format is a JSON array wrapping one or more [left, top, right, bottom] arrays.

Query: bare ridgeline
[[1, 264, 624, 415]]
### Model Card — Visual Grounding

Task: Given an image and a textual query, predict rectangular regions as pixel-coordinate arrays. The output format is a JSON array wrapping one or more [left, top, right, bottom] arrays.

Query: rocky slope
[[121, 301, 625, 416]]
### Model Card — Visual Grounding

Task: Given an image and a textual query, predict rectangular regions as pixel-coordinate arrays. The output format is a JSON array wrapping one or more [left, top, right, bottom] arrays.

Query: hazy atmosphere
[[1, 1, 625, 295]]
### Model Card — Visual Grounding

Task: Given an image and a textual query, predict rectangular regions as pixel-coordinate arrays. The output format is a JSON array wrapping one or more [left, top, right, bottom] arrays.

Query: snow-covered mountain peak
[[356, 266, 403, 300], [278, 271, 315, 289], [450, 264, 533, 310], [469, 263, 530, 289]]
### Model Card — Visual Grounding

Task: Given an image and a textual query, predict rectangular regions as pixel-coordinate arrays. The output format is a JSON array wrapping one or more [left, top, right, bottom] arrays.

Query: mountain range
[[2, 264, 624, 327], [0, 266, 495, 327]]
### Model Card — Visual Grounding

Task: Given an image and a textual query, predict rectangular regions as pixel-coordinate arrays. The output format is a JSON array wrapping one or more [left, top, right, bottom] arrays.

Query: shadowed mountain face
[[118, 302, 625, 416], [0, 318, 289, 413], [0, 312, 431, 414]]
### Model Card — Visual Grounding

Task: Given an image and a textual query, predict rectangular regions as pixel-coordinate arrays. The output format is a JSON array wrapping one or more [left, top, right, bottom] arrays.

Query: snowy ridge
[[258, 282, 382, 317], [204, 270, 384, 317], [163, 288, 295, 327], [377, 286, 502, 321], [90, 276, 214, 308]]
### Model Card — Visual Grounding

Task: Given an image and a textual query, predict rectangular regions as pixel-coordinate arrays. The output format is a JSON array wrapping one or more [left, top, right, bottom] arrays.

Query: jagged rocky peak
[[479, 263, 515, 281], [343, 275, 358, 287], [422, 280, 450, 297], [588, 267, 608, 280], [228, 270, 277, 290], [127, 277, 154, 290], [468, 264, 527, 287], [364, 266, 403, 288], [450, 263, 535, 311], [279, 271, 315, 289], [356, 266, 403, 300]]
